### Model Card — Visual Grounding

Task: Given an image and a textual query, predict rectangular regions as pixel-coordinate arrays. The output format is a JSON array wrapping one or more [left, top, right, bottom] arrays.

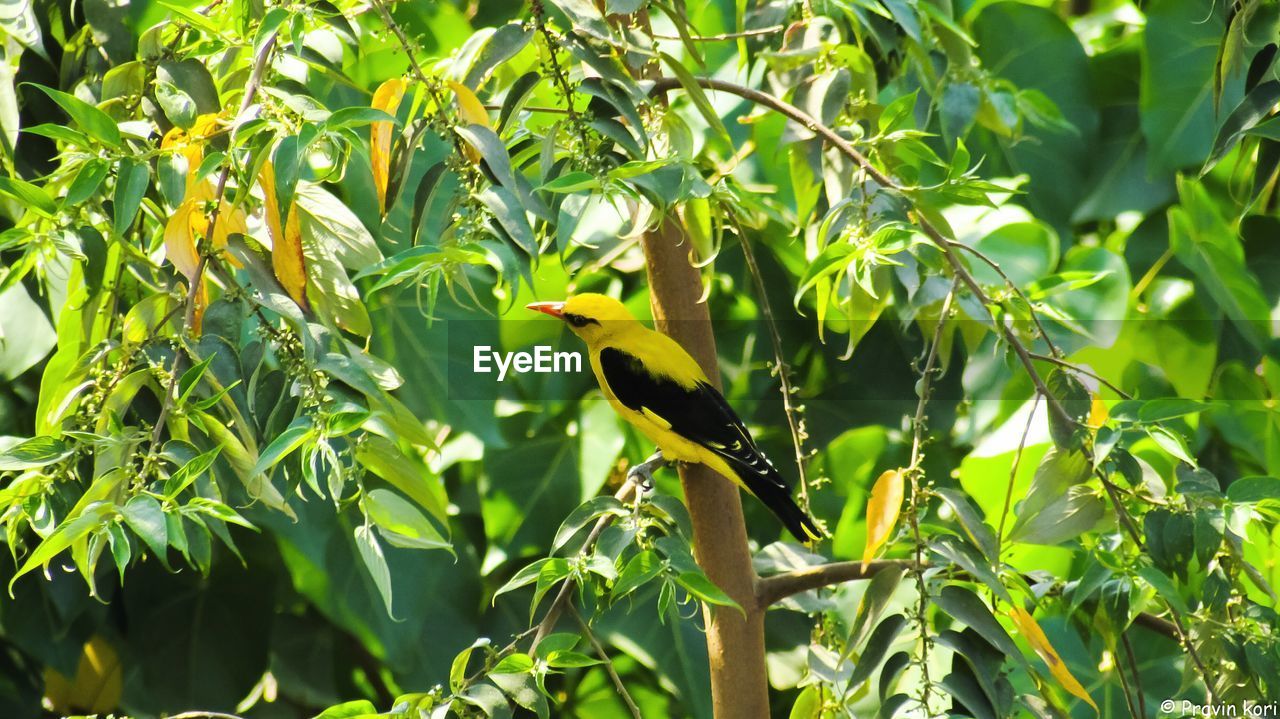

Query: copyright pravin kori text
[[1161, 700, 1280, 716]]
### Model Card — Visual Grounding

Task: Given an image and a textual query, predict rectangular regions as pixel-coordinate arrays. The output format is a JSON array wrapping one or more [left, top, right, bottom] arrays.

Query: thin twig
[[1113, 642, 1142, 719], [569, 605, 643, 719], [903, 282, 956, 711], [997, 393, 1040, 552], [730, 217, 811, 510], [151, 32, 279, 446], [532, 478, 639, 647], [651, 24, 786, 41], [1028, 352, 1132, 399], [367, 0, 430, 85], [482, 102, 571, 115], [1121, 631, 1147, 718], [755, 559, 1180, 642], [944, 239, 1061, 358]]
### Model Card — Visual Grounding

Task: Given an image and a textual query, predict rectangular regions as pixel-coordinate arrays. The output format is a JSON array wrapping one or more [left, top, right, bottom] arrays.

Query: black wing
[[600, 347, 820, 541], [599, 347, 777, 482]]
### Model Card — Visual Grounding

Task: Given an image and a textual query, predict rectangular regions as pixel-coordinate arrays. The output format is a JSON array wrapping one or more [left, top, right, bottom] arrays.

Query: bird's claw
[[627, 451, 668, 494]]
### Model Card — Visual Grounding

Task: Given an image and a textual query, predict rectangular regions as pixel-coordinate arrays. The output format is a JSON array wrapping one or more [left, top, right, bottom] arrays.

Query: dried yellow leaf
[[371, 78, 406, 213], [447, 80, 489, 164], [862, 468, 904, 570], [1009, 605, 1099, 712], [258, 160, 309, 309]]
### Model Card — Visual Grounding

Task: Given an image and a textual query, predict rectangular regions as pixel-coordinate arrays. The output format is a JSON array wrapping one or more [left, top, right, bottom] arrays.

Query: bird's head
[[526, 293, 637, 344]]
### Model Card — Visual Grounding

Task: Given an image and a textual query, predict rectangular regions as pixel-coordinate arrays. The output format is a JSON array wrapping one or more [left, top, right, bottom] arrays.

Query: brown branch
[[755, 560, 913, 607]]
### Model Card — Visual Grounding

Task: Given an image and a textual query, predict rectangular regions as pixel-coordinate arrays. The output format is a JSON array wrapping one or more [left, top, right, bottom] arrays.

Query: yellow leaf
[[1009, 605, 1099, 712], [43, 634, 122, 714], [447, 80, 490, 128], [1087, 394, 1108, 429], [161, 113, 221, 194], [862, 468, 904, 570], [258, 161, 309, 309], [370, 78, 406, 213], [447, 80, 489, 164], [164, 199, 202, 280]]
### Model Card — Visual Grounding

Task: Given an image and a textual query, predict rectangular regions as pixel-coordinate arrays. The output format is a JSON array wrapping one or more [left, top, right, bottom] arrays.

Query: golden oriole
[[528, 293, 822, 542]]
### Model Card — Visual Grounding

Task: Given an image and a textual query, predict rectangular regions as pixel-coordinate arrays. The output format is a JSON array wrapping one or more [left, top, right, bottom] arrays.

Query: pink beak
[[525, 301, 565, 318]]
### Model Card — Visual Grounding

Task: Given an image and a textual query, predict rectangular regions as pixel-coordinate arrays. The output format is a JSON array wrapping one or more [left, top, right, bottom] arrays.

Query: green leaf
[[846, 564, 906, 653], [552, 496, 626, 551], [363, 488, 451, 553], [0, 176, 55, 217], [675, 571, 739, 611], [250, 420, 315, 479], [1227, 476, 1280, 503], [24, 83, 122, 146], [539, 171, 601, 194], [315, 700, 379, 719], [491, 652, 535, 674], [1205, 80, 1280, 172], [65, 158, 110, 205], [355, 435, 448, 524], [1168, 178, 1270, 348], [1147, 426, 1195, 465], [933, 585, 1030, 672], [325, 107, 397, 129], [848, 614, 907, 690], [659, 52, 730, 141], [0, 436, 70, 470], [612, 550, 665, 600], [545, 650, 601, 669], [353, 524, 396, 618], [155, 81, 197, 129], [932, 488, 999, 560], [120, 495, 168, 560], [478, 186, 537, 256], [494, 557, 553, 600], [10, 502, 114, 592], [932, 535, 1010, 602], [1140, 0, 1230, 172]]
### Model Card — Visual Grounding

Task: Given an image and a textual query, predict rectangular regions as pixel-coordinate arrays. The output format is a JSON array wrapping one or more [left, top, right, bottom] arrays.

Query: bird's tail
[[730, 459, 823, 543]]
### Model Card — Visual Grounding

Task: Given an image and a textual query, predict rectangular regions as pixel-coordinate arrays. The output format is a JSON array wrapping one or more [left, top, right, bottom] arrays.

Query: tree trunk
[[640, 220, 770, 718]]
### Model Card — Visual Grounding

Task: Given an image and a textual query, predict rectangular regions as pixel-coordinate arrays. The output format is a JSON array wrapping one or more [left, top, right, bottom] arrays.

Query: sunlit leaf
[[862, 469, 904, 570]]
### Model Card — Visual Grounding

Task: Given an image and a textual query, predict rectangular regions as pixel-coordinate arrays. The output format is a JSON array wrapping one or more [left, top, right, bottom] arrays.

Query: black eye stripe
[[564, 313, 600, 328]]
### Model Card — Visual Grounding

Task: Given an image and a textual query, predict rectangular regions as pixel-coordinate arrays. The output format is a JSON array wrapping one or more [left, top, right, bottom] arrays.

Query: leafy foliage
[[0, 0, 1278, 716]]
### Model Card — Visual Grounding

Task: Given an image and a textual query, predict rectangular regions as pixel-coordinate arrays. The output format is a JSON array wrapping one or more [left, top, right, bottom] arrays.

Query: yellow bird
[[528, 293, 821, 542]]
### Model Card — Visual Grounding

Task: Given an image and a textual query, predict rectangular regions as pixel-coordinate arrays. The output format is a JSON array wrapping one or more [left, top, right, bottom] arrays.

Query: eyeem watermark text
[[1161, 700, 1280, 716], [473, 345, 583, 381]]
